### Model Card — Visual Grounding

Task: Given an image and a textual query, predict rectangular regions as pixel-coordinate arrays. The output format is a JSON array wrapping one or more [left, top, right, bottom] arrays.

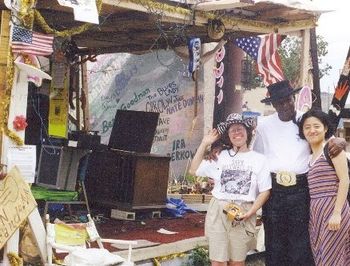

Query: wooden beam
[[33, 0, 318, 48], [81, 58, 90, 131], [258, 7, 300, 19], [276, 18, 316, 34], [78, 44, 160, 55], [102, 0, 275, 33], [37, 9, 152, 31], [103, 0, 206, 24], [195, 0, 254, 12]]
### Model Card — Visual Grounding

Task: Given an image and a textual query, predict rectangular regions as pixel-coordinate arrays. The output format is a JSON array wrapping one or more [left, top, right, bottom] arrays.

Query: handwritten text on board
[[0, 167, 37, 249]]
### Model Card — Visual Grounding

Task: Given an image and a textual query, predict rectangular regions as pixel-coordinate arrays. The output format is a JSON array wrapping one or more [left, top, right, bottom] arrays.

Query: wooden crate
[[203, 194, 213, 203], [181, 194, 204, 204]]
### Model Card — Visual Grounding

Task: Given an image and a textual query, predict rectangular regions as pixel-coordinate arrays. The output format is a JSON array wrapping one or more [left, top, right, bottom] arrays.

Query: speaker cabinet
[[86, 149, 170, 209], [36, 145, 89, 191]]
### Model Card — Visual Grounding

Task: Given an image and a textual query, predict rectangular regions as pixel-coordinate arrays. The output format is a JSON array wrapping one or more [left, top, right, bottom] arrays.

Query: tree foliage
[[279, 35, 332, 84]]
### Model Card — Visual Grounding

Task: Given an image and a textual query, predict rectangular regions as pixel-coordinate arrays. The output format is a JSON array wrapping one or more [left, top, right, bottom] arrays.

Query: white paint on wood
[[1, 208, 47, 265], [202, 42, 217, 134], [2, 230, 19, 266], [1, 69, 29, 174], [7, 69, 29, 140], [28, 208, 48, 264], [195, 0, 253, 11]]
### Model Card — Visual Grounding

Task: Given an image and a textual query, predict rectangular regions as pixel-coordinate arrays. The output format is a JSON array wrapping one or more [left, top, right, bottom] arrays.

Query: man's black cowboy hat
[[261, 80, 302, 103]]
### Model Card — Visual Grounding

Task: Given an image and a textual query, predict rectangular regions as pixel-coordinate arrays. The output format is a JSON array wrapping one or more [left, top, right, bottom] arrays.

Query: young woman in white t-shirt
[[189, 113, 271, 266]]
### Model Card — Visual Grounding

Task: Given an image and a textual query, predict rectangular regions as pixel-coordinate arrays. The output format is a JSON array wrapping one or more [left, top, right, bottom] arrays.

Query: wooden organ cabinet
[[85, 109, 170, 210], [86, 149, 170, 210]]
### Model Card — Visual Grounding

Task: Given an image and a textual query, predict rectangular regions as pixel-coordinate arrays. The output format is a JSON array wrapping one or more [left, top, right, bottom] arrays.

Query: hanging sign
[[0, 167, 37, 249], [328, 47, 350, 127], [57, 0, 99, 24], [48, 77, 69, 138]]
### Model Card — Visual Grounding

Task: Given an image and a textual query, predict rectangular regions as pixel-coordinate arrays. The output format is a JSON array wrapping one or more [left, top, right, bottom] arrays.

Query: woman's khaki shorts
[[205, 197, 257, 262]]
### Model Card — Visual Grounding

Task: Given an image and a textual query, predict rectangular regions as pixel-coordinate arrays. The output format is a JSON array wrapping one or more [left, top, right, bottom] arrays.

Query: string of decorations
[[6, 252, 23, 266], [0, 2, 37, 146], [31, 0, 316, 52], [153, 252, 187, 266], [18, 0, 36, 28], [123, 0, 317, 31], [34, 0, 103, 37], [3, 0, 316, 147], [0, 50, 24, 146]]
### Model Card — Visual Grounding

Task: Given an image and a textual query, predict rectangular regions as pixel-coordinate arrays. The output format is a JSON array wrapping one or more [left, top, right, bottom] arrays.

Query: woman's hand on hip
[[328, 213, 341, 231]]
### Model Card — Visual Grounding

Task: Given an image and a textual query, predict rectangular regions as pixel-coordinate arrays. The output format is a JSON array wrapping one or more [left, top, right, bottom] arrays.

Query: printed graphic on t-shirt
[[220, 159, 252, 195]]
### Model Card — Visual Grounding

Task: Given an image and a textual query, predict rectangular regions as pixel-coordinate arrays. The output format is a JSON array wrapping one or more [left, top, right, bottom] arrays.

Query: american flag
[[11, 25, 54, 56], [234, 33, 284, 86]]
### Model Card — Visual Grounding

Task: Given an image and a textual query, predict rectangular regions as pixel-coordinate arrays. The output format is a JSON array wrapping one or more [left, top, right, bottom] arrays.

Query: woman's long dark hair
[[298, 108, 335, 140]]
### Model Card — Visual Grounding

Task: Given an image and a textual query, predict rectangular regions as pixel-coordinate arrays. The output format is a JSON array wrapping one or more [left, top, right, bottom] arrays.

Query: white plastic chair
[[46, 214, 137, 266]]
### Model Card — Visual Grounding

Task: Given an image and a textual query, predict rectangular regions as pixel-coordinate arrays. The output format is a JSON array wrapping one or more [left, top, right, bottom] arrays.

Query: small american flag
[[234, 33, 284, 86], [11, 25, 54, 56]]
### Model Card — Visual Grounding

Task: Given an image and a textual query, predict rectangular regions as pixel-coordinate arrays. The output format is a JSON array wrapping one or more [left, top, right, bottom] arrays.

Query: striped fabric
[[308, 154, 350, 265], [234, 34, 284, 86], [11, 25, 54, 56]]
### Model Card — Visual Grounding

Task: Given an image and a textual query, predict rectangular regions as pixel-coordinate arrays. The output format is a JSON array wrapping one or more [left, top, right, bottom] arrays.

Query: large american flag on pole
[[234, 33, 284, 86], [11, 25, 54, 56]]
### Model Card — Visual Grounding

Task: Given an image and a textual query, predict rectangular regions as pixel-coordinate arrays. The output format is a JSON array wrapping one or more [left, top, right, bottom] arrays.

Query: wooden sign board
[[0, 166, 37, 249], [328, 46, 350, 127]]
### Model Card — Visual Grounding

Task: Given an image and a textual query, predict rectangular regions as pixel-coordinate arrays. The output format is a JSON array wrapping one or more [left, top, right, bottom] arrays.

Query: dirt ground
[[46, 206, 266, 265], [94, 211, 205, 251], [94, 210, 265, 265]]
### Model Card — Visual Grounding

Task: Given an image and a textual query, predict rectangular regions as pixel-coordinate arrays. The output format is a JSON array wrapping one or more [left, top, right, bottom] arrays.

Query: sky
[[312, 0, 350, 93]]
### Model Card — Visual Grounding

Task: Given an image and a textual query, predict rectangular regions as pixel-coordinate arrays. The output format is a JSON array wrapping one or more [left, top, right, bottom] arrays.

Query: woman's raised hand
[[202, 128, 220, 146]]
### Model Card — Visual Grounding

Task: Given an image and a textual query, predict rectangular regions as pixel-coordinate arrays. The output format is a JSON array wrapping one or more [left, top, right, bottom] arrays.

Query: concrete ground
[[113, 203, 266, 265], [115, 229, 265, 265]]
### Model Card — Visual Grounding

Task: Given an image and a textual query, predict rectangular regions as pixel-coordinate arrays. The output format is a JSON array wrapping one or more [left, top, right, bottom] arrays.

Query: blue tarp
[[165, 198, 195, 217]]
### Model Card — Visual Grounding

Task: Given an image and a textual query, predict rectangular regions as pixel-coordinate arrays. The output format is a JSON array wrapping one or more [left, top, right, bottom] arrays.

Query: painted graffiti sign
[[88, 51, 204, 180]]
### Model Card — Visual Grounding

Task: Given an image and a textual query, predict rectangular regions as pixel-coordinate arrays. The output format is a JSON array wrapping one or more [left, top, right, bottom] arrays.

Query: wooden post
[[310, 27, 321, 108], [74, 65, 81, 130], [202, 43, 217, 133], [300, 29, 313, 88], [81, 58, 90, 131], [0, 11, 11, 163], [0, 11, 28, 265], [194, 71, 198, 118], [225, 43, 244, 115]]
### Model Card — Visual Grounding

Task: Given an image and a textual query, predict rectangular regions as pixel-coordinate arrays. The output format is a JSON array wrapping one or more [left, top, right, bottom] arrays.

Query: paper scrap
[[157, 228, 178, 235], [7, 145, 36, 183], [57, 0, 99, 24]]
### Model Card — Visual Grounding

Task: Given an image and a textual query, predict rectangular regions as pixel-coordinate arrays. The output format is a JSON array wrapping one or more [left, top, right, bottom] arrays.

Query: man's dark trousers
[[262, 173, 315, 266]]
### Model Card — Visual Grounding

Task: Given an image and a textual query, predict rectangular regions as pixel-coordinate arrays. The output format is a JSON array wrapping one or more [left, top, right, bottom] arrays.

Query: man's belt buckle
[[275, 171, 297, 187]]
